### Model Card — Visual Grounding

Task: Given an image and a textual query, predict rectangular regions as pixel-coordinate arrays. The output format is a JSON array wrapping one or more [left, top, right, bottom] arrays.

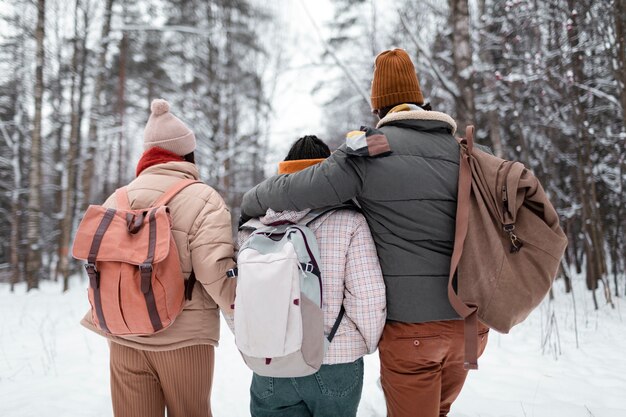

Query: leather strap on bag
[[140, 179, 202, 332], [86, 208, 116, 334], [115, 187, 146, 234], [448, 125, 480, 370], [141, 207, 163, 333]]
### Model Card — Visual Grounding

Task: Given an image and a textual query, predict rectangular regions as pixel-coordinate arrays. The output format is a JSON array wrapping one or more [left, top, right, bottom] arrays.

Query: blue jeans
[[250, 358, 364, 417]]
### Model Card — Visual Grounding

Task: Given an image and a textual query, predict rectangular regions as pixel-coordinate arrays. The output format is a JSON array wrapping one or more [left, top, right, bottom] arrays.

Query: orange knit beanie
[[370, 48, 424, 110]]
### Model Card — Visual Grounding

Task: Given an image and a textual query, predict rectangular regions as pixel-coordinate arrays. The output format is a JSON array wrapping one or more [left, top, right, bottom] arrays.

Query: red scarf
[[136, 147, 184, 177]]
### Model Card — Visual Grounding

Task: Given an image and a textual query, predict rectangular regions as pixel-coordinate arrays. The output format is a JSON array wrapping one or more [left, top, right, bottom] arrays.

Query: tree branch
[[298, 0, 371, 108], [398, 11, 460, 98]]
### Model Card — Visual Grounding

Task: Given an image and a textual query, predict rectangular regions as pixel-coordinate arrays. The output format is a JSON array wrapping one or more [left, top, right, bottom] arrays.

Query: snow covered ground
[[1, 276, 625, 417]]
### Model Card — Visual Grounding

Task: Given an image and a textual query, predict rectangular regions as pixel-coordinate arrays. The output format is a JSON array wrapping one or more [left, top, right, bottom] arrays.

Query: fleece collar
[[377, 106, 457, 135]]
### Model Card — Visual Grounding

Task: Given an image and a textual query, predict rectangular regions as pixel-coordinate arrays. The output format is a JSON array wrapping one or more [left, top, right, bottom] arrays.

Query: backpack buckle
[[227, 268, 238, 278], [85, 263, 97, 274], [300, 263, 314, 273], [139, 263, 153, 294], [84, 263, 99, 288]]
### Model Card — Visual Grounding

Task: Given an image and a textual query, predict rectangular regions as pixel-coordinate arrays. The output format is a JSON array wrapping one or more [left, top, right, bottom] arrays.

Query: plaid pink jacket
[[237, 208, 386, 365]]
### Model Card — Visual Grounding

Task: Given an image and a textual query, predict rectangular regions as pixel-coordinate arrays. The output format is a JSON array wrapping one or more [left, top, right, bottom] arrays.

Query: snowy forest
[[1, 0, 625, 312]]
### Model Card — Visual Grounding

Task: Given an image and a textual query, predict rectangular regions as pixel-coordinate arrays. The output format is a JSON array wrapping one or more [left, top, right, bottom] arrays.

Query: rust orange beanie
[[370, 48, 424, 110]]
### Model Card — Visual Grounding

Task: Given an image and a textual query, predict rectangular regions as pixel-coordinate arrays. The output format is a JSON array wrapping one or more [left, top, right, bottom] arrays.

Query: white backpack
[[231, 211, 345, 377]]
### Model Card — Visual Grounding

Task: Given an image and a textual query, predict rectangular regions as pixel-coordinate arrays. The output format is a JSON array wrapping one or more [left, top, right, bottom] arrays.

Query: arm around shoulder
[[189, 188, 236, 314], [241, 148, 365, 218]]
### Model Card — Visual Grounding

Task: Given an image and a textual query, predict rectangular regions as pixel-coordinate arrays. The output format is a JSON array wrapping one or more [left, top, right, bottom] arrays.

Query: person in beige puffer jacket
[[81, 99, 236, 417]]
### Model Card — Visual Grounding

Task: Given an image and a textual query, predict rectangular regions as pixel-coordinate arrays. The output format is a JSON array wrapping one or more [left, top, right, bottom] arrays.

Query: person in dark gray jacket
[[240, 48, 489, 417]]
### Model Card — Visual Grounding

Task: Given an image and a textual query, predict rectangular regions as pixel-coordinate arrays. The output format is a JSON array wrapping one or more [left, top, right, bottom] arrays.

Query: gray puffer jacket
[[242, 109, 463, 323]]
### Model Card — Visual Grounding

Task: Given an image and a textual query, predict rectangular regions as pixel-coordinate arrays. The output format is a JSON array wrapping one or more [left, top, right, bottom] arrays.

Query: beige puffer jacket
[[81, 161, 236, 351]]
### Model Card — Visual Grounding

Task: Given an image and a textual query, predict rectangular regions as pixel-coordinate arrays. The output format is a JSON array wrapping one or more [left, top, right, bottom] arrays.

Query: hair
[[183, 152, 195, 164], [375, 101, 432, 119], [284, 135, 331, 161]]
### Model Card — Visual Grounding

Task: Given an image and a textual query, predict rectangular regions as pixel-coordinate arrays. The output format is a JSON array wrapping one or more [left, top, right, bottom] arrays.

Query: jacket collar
[[139, 161, 200, 180], [377, 109, 457, 135]]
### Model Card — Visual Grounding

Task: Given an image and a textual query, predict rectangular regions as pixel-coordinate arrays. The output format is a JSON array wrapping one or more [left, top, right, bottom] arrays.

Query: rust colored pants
[[109, 342, 215, 417], [379, 320, 489, 417]]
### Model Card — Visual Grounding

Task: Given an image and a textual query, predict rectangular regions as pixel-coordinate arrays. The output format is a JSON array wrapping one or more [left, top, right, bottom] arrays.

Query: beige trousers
[[109, 342, 215, 417]]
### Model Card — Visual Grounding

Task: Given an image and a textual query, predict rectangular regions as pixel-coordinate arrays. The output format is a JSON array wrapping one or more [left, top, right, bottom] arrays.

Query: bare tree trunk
[[449, 0, 476, 130], [614, 3, 626, 295], [615, 0, 626, 125], [0, 122, 23, 291], [80, 0, 114, 209], [116, 32, 128, 188], [25, 0, 46, 291], [478, 0, 504, 157], [613, 151, 625, 297], [222, 5, 234, 208], [369, 0, 378, 56], [51, 4, 68, 282], [567, 0, 612, 308], [59, 0, 88, 292]]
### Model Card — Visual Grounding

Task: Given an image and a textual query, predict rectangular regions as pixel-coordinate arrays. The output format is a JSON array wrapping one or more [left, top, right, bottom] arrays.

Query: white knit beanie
[[143, 99, 196, 155]]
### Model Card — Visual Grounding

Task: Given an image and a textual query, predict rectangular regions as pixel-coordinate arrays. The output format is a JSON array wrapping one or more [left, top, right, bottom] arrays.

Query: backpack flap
[[234, 223, 327, 377], [235, 231, 304, 358], [72, 205, 172, 265]]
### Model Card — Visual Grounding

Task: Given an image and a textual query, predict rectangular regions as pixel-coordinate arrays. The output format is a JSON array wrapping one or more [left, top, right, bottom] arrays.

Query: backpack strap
[[114, 179, 201, 210], [449, 125, 480, 370], [115, 187, 132, 210], [140, 208, 164, 333], [153, 179, 202, 207], [326, 305, 345, 343], [85, 208, 117, 334], [184, 270, 197, 301]]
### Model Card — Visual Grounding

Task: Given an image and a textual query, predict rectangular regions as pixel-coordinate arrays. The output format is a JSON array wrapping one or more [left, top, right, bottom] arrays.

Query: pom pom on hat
[[144, 98, 196, 155], [151, 99, 170, 116]]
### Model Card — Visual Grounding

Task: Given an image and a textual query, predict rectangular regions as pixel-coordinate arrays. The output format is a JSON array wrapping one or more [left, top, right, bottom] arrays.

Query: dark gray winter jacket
[[241, 109, 462, 323]]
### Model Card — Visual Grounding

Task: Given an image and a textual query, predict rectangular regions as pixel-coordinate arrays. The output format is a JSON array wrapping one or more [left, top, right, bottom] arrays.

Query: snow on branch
[[114, 24, 248, 37], [297, 0, 371, 108], [398, 11, 460, 98]]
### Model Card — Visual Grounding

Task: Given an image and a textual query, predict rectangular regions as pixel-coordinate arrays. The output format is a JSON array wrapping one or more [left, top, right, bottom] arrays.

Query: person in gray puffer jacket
[[241, 49, 489, 417]]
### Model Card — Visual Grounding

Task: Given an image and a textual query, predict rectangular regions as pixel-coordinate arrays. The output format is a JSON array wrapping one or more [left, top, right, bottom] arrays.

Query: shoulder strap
[[449, 125, 480, 370], [456, 125, 475, 155], [153, 179, 202, 207], [115, 187, 132, 210], [184, 270, 197, 301]]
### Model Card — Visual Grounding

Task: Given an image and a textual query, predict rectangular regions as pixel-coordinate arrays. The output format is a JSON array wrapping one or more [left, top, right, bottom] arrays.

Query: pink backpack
[[72, 179, 200, 336]]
